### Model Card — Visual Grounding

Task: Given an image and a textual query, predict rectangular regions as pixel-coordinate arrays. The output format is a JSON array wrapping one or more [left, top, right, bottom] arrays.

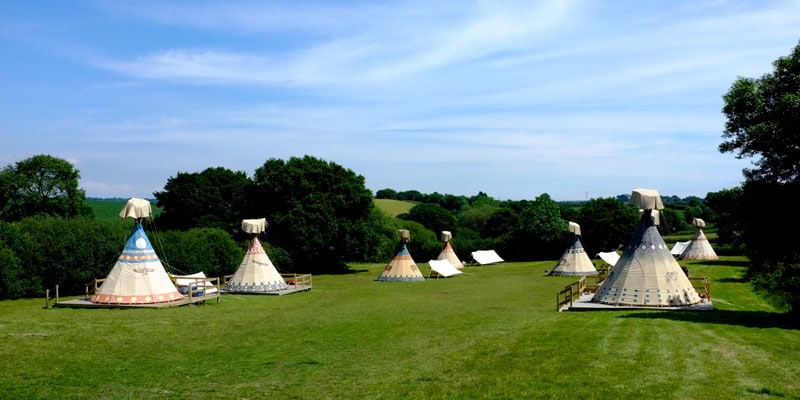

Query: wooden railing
[[170, 275, 222, 304], [86, 278, 105, 298], [44, 285, 59, 308], [689, 276, 711, 301], [222, 273, 313, 290]]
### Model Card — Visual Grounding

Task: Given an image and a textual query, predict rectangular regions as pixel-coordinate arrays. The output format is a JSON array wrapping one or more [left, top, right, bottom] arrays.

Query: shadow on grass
[[620, 310, 799, 330], [692, 260, 751, 267]]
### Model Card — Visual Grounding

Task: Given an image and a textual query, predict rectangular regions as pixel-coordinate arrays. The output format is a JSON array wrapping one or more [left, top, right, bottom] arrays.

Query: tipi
[[436, 231, 464, 269], [91, 198, 184, 305], [592, 189, 702, 307], [376, 229, 424, 282], [679, 218, 719, 260], [224, 218, 289, 293], [549, 222, 598, 276]]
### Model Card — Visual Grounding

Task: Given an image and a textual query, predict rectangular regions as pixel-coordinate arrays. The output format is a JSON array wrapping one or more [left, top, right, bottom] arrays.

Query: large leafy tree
[[719, 41, 800, 312], [154, 167, 250, 234], [576, 197, 639, 257], [510, 193, 566, 261], [249, 156, 377, 272], [720, 41, 800, 182], [0, 154, 91, 221]]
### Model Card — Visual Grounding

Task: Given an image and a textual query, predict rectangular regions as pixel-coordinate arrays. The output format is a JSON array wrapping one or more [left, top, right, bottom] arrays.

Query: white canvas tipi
[[376, 230, 424, 282], [91, 198, 184, 305], [679, 218, 719, 260], [549, 222, 598, 276], [592, 189, 702, 307], [224, 218, 289, 293], [436, 231, 464, 269]]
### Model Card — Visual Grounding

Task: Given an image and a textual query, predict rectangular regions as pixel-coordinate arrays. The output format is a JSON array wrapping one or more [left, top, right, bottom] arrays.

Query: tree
[[720, 41, 800, 313], [704, 188, 745, 253], [154, 167, 251, 234], [405, 203, 456, 234], [720, 41, 800, 183], [576, 197, 639, 257], [375, 188, 398, 199], [511, 193, 566, 261], [249, 156, 377, 273], [0, 154, 91, 221]]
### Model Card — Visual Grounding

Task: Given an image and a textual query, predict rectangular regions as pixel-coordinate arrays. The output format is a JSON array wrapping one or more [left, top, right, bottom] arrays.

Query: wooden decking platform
[[51, 293, 219, 309], [220, 273, 312, 296], [566, 292, 714, 311]]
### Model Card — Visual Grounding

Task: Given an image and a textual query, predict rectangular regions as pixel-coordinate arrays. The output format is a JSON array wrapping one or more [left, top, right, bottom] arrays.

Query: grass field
[[1, 256, 798, 399], [373, 198, 416, 217], [87, 199, 162, 222]]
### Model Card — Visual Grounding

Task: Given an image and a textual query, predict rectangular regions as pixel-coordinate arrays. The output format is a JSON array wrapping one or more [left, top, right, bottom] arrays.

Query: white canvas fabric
[[630, 188, 664, 210], [118, 198, 152, 219], [592, 208, 702, 307], [568, 221, 581, 235], [224, 235, 288, 292], [597, 251, 621, 267], [692, 218, 706, 228], [171, 272, 219, 294], [242, 218, 266, 234], [377, 230, 424, 281], [549, 235, 598, 276], [670, 241, 691, 256], [679, 228, 719, 260], [471, 250, 504, 265], [428, 259, 463, 278], [92, 222, 184, 305]]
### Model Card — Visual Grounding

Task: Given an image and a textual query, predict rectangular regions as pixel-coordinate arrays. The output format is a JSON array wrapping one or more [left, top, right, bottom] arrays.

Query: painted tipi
[[549, 222, 598, 276], [376, 229, 424, 282], [592, 188, 702, 307], [436, 231, 464, 269], [224, 218, 289, 293], [679, 218, 719, 260], [91, 198, 184, 305]]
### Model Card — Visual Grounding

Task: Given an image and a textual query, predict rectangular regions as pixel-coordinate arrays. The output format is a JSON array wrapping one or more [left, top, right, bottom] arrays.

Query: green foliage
[[658, 207, 690, 235], [705, 187, 745, 253], [739, 180, 800, 312], [154, 167, 250, 235], [0, 154, 91, 221], [151, 227, 245, 278], [577, 197, 639, 256], [250, 156, 377, 273], [404, 203, 456, 235], [374, 188, 397, 199], [720, 40, 800, 183], [507, 193, 566, 261], [87, 198, 163, 222], [719, 42, 800, 312]]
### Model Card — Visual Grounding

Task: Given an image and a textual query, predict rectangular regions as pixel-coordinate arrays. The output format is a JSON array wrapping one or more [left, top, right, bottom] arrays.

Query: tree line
[[1, 41, 798, 313]]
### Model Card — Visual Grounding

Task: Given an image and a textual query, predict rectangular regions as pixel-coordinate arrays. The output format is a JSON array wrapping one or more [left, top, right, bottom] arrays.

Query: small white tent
[[471, 250, 504, 265], [91, 198, 184, 305], [592, 189, 702, 307], [436, 231, 464, 269], [549, 222, 598, 276], [224, 218, 289, 293], [428, 259, 463, 279], [670, 241, 691, 256], [679, 218, 719, 260], [376, 230, 425, 281]]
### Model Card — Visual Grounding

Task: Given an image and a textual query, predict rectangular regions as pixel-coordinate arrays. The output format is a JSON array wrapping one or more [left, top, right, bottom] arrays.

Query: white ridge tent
[[376, 230, 425, 281], [224, 218, 289, 293], [670, 241, 691, 256], [91, 198, 184, 305], [597, 251, 621, 268], [679, 218, 719, 260], [592, 188, 702, 307], [549, 222, 599, 276], [428, 259, 463, 279], [436, 231, 464, 269], [471, 250, 504, 265]]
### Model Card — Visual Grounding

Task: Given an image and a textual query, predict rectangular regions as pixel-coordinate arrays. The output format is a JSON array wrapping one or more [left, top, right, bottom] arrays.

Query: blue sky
[[1, 1, 799, 201]]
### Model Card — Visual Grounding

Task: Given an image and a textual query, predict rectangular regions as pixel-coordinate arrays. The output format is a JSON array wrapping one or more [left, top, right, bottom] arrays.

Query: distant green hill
[[87, 198, 161, 222], [373, 198, 415, 217]]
